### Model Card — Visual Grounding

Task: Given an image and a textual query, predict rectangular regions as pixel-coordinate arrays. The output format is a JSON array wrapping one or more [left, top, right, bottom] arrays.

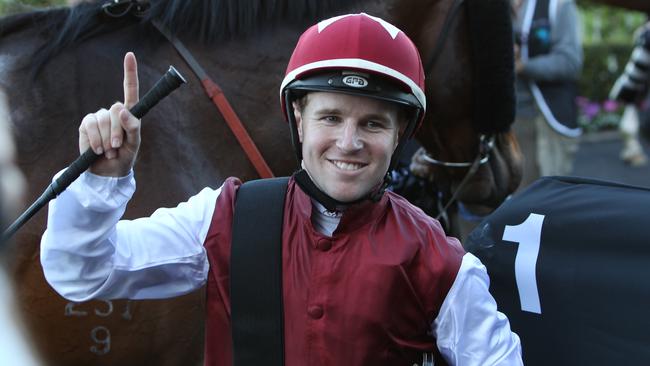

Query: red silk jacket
[[202, 177, 464, 366]]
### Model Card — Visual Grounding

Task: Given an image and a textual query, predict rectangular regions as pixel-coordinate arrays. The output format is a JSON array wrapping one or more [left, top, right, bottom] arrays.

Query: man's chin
[[325, 183, 384, 204], [313, 173, 386, 204], [327, 192, 363, 204], [321, 185, 366, 204]]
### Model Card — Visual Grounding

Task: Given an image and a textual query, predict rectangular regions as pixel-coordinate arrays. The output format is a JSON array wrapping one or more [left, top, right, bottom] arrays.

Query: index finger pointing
[[123, 52, 139, 109]]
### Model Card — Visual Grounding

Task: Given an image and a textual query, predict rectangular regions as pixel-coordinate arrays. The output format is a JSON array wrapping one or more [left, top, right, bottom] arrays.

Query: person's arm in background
[[610, 22, 650, 104], [610, 22, 650, 166], [520, 0, 583, 82]]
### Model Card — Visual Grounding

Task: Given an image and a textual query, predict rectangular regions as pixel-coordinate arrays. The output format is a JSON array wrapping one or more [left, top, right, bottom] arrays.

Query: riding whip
[[1, 66, 187, 243]]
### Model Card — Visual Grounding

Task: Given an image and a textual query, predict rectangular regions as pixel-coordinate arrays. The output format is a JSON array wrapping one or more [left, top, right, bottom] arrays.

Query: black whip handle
[[2, 66, 187, 242]]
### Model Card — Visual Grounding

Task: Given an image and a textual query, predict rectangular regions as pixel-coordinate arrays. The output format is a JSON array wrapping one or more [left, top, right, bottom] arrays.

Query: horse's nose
[[335, 122, 363, 152]]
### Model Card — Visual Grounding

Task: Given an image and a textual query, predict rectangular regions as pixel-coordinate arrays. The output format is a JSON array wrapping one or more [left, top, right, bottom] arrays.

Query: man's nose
[[336, 122, 363, 151]]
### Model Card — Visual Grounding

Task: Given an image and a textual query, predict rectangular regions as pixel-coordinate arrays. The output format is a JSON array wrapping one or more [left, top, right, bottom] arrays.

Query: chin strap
[[370, 173, 391, 202], [293, 169, 390, 212]]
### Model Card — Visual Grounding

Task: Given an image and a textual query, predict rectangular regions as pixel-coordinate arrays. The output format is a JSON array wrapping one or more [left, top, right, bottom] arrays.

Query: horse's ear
[[466, 0, 516, 134]]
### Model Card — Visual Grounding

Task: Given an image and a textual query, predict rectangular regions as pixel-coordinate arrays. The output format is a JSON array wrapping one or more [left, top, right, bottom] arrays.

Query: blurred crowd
[[511, 0, 650, 192]]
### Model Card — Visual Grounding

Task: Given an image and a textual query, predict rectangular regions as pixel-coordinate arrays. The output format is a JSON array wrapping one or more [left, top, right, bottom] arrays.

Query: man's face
[[293, 92, 401, 203]]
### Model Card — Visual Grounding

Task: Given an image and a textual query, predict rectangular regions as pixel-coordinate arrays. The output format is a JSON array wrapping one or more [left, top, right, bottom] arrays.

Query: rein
[[102, 0, 274, 179]]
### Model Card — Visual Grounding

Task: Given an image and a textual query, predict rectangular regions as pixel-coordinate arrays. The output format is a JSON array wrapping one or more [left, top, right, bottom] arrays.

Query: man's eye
[[323, 116, 340, 122], [366, 121, 385, 129]]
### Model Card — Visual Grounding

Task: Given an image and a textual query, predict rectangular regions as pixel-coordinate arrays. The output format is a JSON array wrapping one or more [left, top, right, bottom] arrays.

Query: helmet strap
[[369, 172, 392, 203], [387, 108, 421, 172], [284, 90, 303, 165], [294, 169, 351, 211], [293, 169, 390, 212]]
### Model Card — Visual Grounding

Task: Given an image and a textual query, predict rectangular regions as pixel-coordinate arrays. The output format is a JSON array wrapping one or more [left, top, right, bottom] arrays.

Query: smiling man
[[40, 13, 522, 366], [293, 92, 401, 203]]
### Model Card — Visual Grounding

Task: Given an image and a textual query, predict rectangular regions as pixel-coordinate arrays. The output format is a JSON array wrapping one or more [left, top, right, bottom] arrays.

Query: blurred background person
[[0, 88, 41, 366], [609, 19, 650, 167], [512, 0, 583, 188]]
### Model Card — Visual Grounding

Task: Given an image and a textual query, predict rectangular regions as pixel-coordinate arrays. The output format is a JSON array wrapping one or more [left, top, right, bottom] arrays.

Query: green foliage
[[579, 2, 646, 45], [579, 43, 634, 101], [577, 1, 645, 101], [0, 0, 66, 16]]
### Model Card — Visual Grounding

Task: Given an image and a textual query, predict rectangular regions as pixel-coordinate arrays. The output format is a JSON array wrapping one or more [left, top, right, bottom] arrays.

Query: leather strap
[[231, 177, 289, 366], [152, 19, 274, 178]]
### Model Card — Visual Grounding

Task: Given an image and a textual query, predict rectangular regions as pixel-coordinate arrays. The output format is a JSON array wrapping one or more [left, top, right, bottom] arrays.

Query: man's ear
[[292, 101, 304, 143]]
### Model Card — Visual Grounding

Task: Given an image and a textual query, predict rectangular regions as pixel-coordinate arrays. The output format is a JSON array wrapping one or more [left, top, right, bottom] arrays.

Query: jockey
[[40, 13, 522, 365]]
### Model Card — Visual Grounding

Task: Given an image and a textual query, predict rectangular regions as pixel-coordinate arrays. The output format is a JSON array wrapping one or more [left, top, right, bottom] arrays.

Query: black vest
[[524, 0, 580, 136]]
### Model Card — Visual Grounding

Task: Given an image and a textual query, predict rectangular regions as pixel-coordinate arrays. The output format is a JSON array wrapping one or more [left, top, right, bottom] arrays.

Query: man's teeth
[[333, 161, 363, 170]]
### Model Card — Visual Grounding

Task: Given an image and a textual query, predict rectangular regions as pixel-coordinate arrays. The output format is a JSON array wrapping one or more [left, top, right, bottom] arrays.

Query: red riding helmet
[[280, 13, 426, 163]]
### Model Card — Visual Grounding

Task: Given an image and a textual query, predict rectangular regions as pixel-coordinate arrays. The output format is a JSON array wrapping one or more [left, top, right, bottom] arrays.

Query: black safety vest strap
[[231, 177, 289, 366]]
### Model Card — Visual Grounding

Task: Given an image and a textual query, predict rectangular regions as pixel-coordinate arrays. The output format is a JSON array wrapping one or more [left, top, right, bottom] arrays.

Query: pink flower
[[602, 99, 618, 113], [584, 102, 601, 119]]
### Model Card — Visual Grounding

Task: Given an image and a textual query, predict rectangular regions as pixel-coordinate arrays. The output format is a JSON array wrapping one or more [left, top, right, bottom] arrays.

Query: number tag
[[502, 213, 544, 314]]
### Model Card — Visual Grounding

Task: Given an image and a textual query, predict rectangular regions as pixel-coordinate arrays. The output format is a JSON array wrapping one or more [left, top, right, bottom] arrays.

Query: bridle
[[101, 0, 149, 18], [419, 0, 496, 220], [421, 134, 494, 168], [430, 135, 495, 221], [422, 0, 495, 169]]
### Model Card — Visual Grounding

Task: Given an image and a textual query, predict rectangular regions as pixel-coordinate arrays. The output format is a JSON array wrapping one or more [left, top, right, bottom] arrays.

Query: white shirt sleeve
[[433, 253, 523, 365], [40, 170, 220, 302]]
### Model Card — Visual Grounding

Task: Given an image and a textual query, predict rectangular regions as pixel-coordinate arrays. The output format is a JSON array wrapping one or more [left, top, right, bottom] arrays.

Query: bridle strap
[[424, 0, 466, 73], [102, 0, 149, 18], [422, 134, 495, 168], [151, 19, 274, 179], [434, 136, 493, 220]]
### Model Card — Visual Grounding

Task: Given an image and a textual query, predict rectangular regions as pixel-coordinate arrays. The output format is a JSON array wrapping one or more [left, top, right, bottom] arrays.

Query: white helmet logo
[[342, 75, 368, 88]]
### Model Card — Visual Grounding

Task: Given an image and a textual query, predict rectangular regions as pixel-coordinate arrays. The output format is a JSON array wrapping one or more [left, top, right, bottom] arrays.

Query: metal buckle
[[422, 134, 494, 168], [101, 0, 149, 18]]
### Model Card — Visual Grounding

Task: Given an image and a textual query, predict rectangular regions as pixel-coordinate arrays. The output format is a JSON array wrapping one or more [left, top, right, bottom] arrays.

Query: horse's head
[[389, 0, 523, 215]]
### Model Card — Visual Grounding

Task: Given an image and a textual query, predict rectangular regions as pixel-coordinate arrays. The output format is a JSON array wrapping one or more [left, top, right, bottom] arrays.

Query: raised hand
[[79, 52, 141, 177]]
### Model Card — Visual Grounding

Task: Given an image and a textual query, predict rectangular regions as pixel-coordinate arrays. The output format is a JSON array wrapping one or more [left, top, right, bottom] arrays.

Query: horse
[[0, 0, 522, 364]]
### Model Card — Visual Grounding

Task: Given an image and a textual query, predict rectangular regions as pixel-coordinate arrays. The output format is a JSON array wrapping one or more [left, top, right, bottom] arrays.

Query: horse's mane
[[0, 0, 364, 76], [146, 0, 365, 39]]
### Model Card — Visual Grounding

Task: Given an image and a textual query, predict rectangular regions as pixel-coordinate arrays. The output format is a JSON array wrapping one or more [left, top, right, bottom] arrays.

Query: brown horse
[[0, 0, 521, 364]]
